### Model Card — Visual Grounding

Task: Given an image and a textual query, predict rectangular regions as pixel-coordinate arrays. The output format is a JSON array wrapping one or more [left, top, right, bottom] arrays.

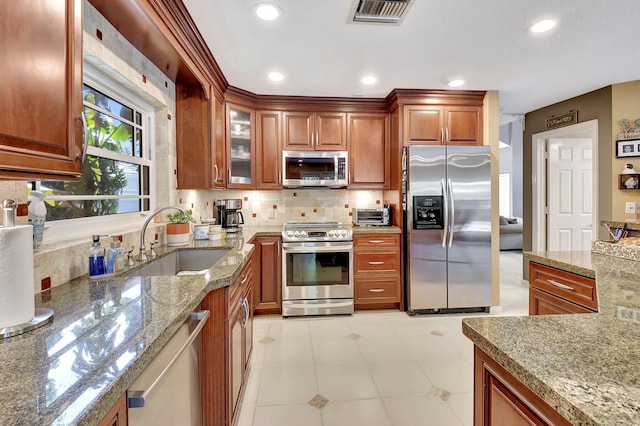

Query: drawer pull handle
[[239, 274, 249, 285], [548, 279, 574, 291], [369, 288, 385, 293], [368, 261, 385, 265], [368, 240, 385, 244]]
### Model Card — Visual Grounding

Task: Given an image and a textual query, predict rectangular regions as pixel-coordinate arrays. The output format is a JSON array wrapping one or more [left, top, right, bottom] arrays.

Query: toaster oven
[[352, 206, 392, 226]]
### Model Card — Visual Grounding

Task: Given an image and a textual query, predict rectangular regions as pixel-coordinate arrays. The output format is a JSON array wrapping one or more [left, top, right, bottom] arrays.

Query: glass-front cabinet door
[[226, 103, 255, 188]]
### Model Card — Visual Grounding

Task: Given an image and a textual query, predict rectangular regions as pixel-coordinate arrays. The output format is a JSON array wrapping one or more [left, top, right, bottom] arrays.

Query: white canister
[[194, 224, 209, 240]]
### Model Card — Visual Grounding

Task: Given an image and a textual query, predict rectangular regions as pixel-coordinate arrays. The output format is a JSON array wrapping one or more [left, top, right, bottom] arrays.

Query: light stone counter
[[0, 224, 396, 425], [463, 251, 640, 425], [0, 226, 281, 426]]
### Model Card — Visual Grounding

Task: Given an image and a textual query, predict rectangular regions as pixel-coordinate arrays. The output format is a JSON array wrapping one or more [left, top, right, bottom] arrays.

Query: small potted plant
[[165, 209, 195, 246]]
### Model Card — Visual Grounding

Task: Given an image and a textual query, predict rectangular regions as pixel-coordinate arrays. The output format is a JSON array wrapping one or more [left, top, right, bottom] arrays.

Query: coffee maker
[[215, 199, 244, 233]]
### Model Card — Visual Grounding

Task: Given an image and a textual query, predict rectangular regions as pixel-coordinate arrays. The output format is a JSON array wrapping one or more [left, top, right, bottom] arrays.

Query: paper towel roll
[[0, 225, 35, 328]]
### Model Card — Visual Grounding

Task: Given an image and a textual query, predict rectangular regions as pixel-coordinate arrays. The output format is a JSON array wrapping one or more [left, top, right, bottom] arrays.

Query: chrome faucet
[[138, 206, 185, 261]]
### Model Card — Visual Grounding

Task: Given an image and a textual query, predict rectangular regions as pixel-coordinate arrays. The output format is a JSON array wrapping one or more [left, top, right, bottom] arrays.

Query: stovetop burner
[[282, 221, 352, 242]]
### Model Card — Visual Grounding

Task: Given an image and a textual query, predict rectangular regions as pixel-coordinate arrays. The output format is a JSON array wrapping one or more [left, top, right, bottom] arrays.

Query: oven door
[[282, 241, 353, 301]]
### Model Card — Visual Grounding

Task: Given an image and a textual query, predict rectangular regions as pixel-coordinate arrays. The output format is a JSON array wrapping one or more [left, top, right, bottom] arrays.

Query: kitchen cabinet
[[97, 392, 127, 426], [256, 111, 282, 189], [353, 233, 401, 309], [0, 0, 84, 180], [283, 111, 347, 150], [227, 103, 256, 188], [404, 105, 482, 146], [176, 83, 227, 189], [201, 253, 255, 426], [474, 346, 572, 426], [228, 256, 254, 424], [528, 262, 597, 315], [252, 236, 282, 315], [348, 113, 390, 188]]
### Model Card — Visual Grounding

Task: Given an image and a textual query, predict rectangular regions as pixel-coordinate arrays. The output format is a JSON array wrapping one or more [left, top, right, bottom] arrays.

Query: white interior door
[[547, 138, 593, 251]]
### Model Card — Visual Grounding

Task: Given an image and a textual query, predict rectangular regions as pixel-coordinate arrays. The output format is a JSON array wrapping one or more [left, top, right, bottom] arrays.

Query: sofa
[[500, 216, 523, 250]]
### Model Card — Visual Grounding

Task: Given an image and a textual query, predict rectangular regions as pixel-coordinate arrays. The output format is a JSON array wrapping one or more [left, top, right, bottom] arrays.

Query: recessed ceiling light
[[529, 19, 556, 33], [268, 71, 284, 81], [447, 79, 465, 88], [361, 75, 377, 85], [255, 3, 281, 21]]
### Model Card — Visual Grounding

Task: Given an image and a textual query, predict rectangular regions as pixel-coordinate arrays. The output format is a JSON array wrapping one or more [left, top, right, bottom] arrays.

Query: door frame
[[531, 119, 598, 251]]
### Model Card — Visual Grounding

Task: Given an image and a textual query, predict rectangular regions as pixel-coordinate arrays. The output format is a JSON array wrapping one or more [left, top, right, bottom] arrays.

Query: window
[[499, 173, 511, 217], [30, 81, 152, 221]]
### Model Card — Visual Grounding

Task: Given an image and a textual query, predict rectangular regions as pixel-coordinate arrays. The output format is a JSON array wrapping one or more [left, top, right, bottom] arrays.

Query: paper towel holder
[[0, 308, 54, 339]]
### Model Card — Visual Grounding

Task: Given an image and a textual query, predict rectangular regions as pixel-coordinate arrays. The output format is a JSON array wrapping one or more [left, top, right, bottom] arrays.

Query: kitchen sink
[[127, 249, 229, 276]]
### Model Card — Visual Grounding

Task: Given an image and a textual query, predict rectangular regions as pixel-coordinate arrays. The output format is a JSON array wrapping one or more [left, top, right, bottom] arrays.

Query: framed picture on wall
[[616, 139, 640, 158]]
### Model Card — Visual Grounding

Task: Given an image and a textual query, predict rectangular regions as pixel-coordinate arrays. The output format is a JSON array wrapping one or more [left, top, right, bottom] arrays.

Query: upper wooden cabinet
[[348, 113, 390, 188], [0, 0, 84, 180], [227, 103, 256, 188], [404, 105, 482, 146], [256, 110, 281, 189], [212, 92, 226, 188], [283, 111, 346, 150]]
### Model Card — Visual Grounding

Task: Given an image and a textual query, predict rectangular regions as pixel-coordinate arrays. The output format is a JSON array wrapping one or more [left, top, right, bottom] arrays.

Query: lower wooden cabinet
[[252, 236, 282, 315], [353, 233, 401, 309], [529, 262, 597, 315], [201, 253, 255, 426], [97, 392, 127, 426], [474, 346, 571, 426]]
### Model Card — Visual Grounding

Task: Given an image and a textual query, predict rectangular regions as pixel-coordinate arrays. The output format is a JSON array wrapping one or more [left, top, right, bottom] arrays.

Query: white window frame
[[39, 64, 157, 243]]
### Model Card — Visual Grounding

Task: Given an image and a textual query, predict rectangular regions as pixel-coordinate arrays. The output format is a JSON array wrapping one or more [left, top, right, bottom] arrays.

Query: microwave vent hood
[[350, 0, 412, 25]]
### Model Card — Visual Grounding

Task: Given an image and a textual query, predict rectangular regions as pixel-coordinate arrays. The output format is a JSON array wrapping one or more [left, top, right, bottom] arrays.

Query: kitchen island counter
[[463, 252, 640, 425], [0, 226, 281, 426]]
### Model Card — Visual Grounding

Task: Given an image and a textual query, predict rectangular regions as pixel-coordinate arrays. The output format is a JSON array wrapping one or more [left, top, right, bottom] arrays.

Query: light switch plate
[[625, 201, 637, 214]]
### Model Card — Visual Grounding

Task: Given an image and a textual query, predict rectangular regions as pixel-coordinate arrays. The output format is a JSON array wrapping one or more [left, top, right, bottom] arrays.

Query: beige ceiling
[[182, 0, 640, 120]]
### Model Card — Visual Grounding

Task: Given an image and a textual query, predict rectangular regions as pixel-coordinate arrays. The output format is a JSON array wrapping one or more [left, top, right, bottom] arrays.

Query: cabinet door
[[444, 106, 482, 146], [315, 112, 347, 150], [0, 0, 83, 180], [404, 106, 443, 144], [97, 392, 127, 426], [227, 103, 255, 188], [177, 83, 211, 189], [348, 113, 389, 188], [256, 111, 282, 189], [229, 296, 244, 420], [283, 111, 314, 150], [253, 237, 282, 315], [212, 91, 226, 188]]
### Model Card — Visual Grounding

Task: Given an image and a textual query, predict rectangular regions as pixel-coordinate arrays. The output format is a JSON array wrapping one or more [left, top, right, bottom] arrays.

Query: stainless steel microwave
[[282, 150, 348, 188]]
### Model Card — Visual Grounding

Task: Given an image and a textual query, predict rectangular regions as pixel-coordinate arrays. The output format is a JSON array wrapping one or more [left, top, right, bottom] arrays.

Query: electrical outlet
[[625, 201, 637, 214]]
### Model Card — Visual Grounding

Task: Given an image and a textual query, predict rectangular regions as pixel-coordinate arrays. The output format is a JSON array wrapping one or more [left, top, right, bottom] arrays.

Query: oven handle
[[282, 243, 353, 253], [283, 300, 354, 309]]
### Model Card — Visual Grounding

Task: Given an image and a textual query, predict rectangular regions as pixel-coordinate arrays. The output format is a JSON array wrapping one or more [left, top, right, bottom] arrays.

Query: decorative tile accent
[[308, 394, 329, 409]]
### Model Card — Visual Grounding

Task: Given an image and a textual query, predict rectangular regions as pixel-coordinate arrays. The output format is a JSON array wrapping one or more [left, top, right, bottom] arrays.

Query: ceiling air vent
[[351, 0, 412, 25]]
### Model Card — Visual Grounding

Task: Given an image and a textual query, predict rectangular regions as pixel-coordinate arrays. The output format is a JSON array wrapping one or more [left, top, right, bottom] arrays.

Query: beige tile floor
[[236, 251, 527, 426]]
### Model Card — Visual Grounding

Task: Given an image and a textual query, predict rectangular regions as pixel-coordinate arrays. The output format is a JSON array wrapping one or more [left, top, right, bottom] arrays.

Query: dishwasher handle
[[128, 310, 210, 408]]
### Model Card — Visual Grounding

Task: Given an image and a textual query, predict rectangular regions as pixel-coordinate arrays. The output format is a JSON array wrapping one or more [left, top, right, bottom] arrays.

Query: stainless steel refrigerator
[[404, 145, 492, 314]]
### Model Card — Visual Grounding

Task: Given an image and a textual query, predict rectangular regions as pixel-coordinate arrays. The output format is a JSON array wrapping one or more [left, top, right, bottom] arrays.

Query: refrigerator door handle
[[447, 178, 455, 247], [441, 178, 448, 248]]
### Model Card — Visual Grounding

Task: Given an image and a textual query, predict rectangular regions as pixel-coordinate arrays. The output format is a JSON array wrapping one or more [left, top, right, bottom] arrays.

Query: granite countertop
[[463, 251, 640, 425], [0, 226, 282, 426], [0, 224, 395, 425]]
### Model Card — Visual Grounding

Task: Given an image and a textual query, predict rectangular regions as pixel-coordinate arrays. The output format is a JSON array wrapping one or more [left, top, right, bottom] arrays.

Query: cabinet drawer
[[354, 251, 400, 274], [529, 263, 597, 311], [354, 233, 400, 248], [230, 257, 254, 304], [355, 277, 401, 303], [529, 287, 594, 315]]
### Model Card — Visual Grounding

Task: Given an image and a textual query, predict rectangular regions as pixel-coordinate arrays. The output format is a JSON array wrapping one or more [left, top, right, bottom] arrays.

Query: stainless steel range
[[281, 222, 354, 317]]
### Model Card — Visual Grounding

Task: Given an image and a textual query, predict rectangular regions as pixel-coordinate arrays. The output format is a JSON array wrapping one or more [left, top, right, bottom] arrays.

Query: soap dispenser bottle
[[89, 235, 106, 278], [109, 235, 126, 272]]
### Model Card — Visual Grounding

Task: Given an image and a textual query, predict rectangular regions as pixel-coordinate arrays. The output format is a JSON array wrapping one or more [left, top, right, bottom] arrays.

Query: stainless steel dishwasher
[[128, 310, 209, 426]]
